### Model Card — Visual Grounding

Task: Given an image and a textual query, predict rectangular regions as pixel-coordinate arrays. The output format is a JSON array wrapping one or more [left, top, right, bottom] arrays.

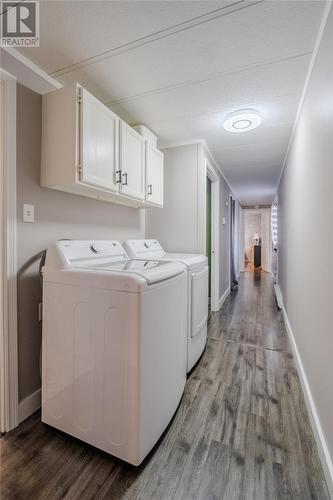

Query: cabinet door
[[146, 144, 164, 206], [120, 121, 145, 200], [80, 88, 119, 192]]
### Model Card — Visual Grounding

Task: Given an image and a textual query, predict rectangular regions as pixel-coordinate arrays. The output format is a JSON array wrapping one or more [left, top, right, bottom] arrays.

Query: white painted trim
[[218, 287, 230, 310], [18, 388, 41, 424], [276, 1, 332, 190], [227, 195, 231, 290], [206, 158, 220, 312], [0, 69, 19, 432], [273, 283, 282, 310], [229, 195, 242, 289], [202, 142, 237, 201], [239, 206, 245, 273], [278, 286, 333, 497], [196, 144, 206, 255], [0, 79, 5, 434], [0, 48, 62, 95]]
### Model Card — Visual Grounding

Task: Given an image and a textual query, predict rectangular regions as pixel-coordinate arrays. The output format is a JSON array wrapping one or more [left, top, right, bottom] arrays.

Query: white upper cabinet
[[41, 84, 163, 208], [119, 121, 145, 201], [80, 87, 119, 192], [145, 144, 164, 207]]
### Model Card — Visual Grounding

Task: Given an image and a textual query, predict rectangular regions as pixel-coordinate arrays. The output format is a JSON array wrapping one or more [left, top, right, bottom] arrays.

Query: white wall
[[277, 6, 333, 491], [147, 142, 239, 301], [147, 144, 199, 253], [17, 84, 145, 402]]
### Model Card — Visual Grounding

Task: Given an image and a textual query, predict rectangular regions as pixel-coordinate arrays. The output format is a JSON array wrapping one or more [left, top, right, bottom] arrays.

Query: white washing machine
[[42, 240, 187, 465], [123, 240, 208, 372]]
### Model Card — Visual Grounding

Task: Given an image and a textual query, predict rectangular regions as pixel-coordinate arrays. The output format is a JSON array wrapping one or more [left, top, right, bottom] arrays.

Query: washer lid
[[75, 259, 185, 284], [44, 241, 185, 286]]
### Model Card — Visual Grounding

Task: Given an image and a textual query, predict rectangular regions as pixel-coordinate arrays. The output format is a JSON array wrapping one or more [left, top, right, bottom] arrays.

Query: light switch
[[23, 204, 35, 223], [222, 217, 226, 225]]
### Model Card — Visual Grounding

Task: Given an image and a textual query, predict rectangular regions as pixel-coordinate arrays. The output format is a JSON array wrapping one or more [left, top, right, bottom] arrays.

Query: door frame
[[0, 68, 19, 432], [271, 198, 278, 283], [229, 194, 237, 287], [239, 206, 245, 273], [205, 159, 220, 312]]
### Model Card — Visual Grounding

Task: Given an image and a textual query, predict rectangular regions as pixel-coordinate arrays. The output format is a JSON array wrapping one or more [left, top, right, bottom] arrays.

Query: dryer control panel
[[123, 239, 165, 259]]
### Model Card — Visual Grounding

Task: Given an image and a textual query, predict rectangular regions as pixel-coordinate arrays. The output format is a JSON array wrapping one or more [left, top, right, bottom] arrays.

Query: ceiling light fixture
[[223, 109, 262, 133]]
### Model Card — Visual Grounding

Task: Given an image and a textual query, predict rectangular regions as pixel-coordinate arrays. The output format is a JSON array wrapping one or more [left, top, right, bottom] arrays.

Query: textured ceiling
[[18, 0, 325, 204]]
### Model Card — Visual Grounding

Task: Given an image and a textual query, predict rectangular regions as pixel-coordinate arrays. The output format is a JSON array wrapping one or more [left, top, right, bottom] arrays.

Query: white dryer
[[42, 240, 187, 465], [123, 240, 208, 372]]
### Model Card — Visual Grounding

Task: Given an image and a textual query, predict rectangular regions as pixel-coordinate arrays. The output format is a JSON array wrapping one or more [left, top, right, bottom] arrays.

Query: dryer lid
[[163, 253, 208, 269], [123, 240, 207, 269]]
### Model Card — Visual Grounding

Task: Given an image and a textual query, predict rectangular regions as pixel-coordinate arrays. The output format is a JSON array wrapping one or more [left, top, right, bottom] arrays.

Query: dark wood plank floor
[[0, 271, 329, 499]]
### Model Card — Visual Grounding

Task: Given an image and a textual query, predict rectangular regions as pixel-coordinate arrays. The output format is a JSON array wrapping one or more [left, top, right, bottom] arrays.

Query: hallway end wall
[[277, 6, 333, 492]]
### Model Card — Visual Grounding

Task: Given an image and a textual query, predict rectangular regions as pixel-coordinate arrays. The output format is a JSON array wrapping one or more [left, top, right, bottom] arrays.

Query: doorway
[[243, 209, 271, 273], [205, 159, 220, 312], [229, 196, 238, 290]]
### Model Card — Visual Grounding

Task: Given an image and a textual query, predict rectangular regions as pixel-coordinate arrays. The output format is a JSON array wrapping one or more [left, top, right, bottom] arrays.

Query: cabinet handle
[[122, 172, 128, 186], [115, 170, 122, 183], [147, 184, 153, 195]]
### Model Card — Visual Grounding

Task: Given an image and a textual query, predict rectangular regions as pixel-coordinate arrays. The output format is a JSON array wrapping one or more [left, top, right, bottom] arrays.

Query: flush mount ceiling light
[[223, 109, 262, 133]]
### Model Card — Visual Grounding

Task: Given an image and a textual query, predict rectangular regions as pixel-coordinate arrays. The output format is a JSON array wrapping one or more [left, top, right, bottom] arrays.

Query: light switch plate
[[23, 204, 34, 223], [222, 216, 226, 225]]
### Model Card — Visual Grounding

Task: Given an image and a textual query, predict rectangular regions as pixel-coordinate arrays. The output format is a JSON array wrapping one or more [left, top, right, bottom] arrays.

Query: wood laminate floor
[[0, 271, 329, 499]]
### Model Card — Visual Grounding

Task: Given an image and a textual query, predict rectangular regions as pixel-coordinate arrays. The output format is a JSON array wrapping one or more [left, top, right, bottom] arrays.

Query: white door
[[120, 121, 145, 201], [146, 144, 164, 206], [261, 211, 271, 273], [80, 88, 119, 192]]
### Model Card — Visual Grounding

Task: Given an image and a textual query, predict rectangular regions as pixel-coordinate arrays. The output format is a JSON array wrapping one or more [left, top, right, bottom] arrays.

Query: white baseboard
[[278, 287, 333, 497], [18, 388, 41, 424], [274, 283, 283, 309], [218, 287, 230, 310]]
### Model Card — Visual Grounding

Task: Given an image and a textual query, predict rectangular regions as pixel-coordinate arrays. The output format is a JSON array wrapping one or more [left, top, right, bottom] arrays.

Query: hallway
[[1, 272, 329, 499]]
